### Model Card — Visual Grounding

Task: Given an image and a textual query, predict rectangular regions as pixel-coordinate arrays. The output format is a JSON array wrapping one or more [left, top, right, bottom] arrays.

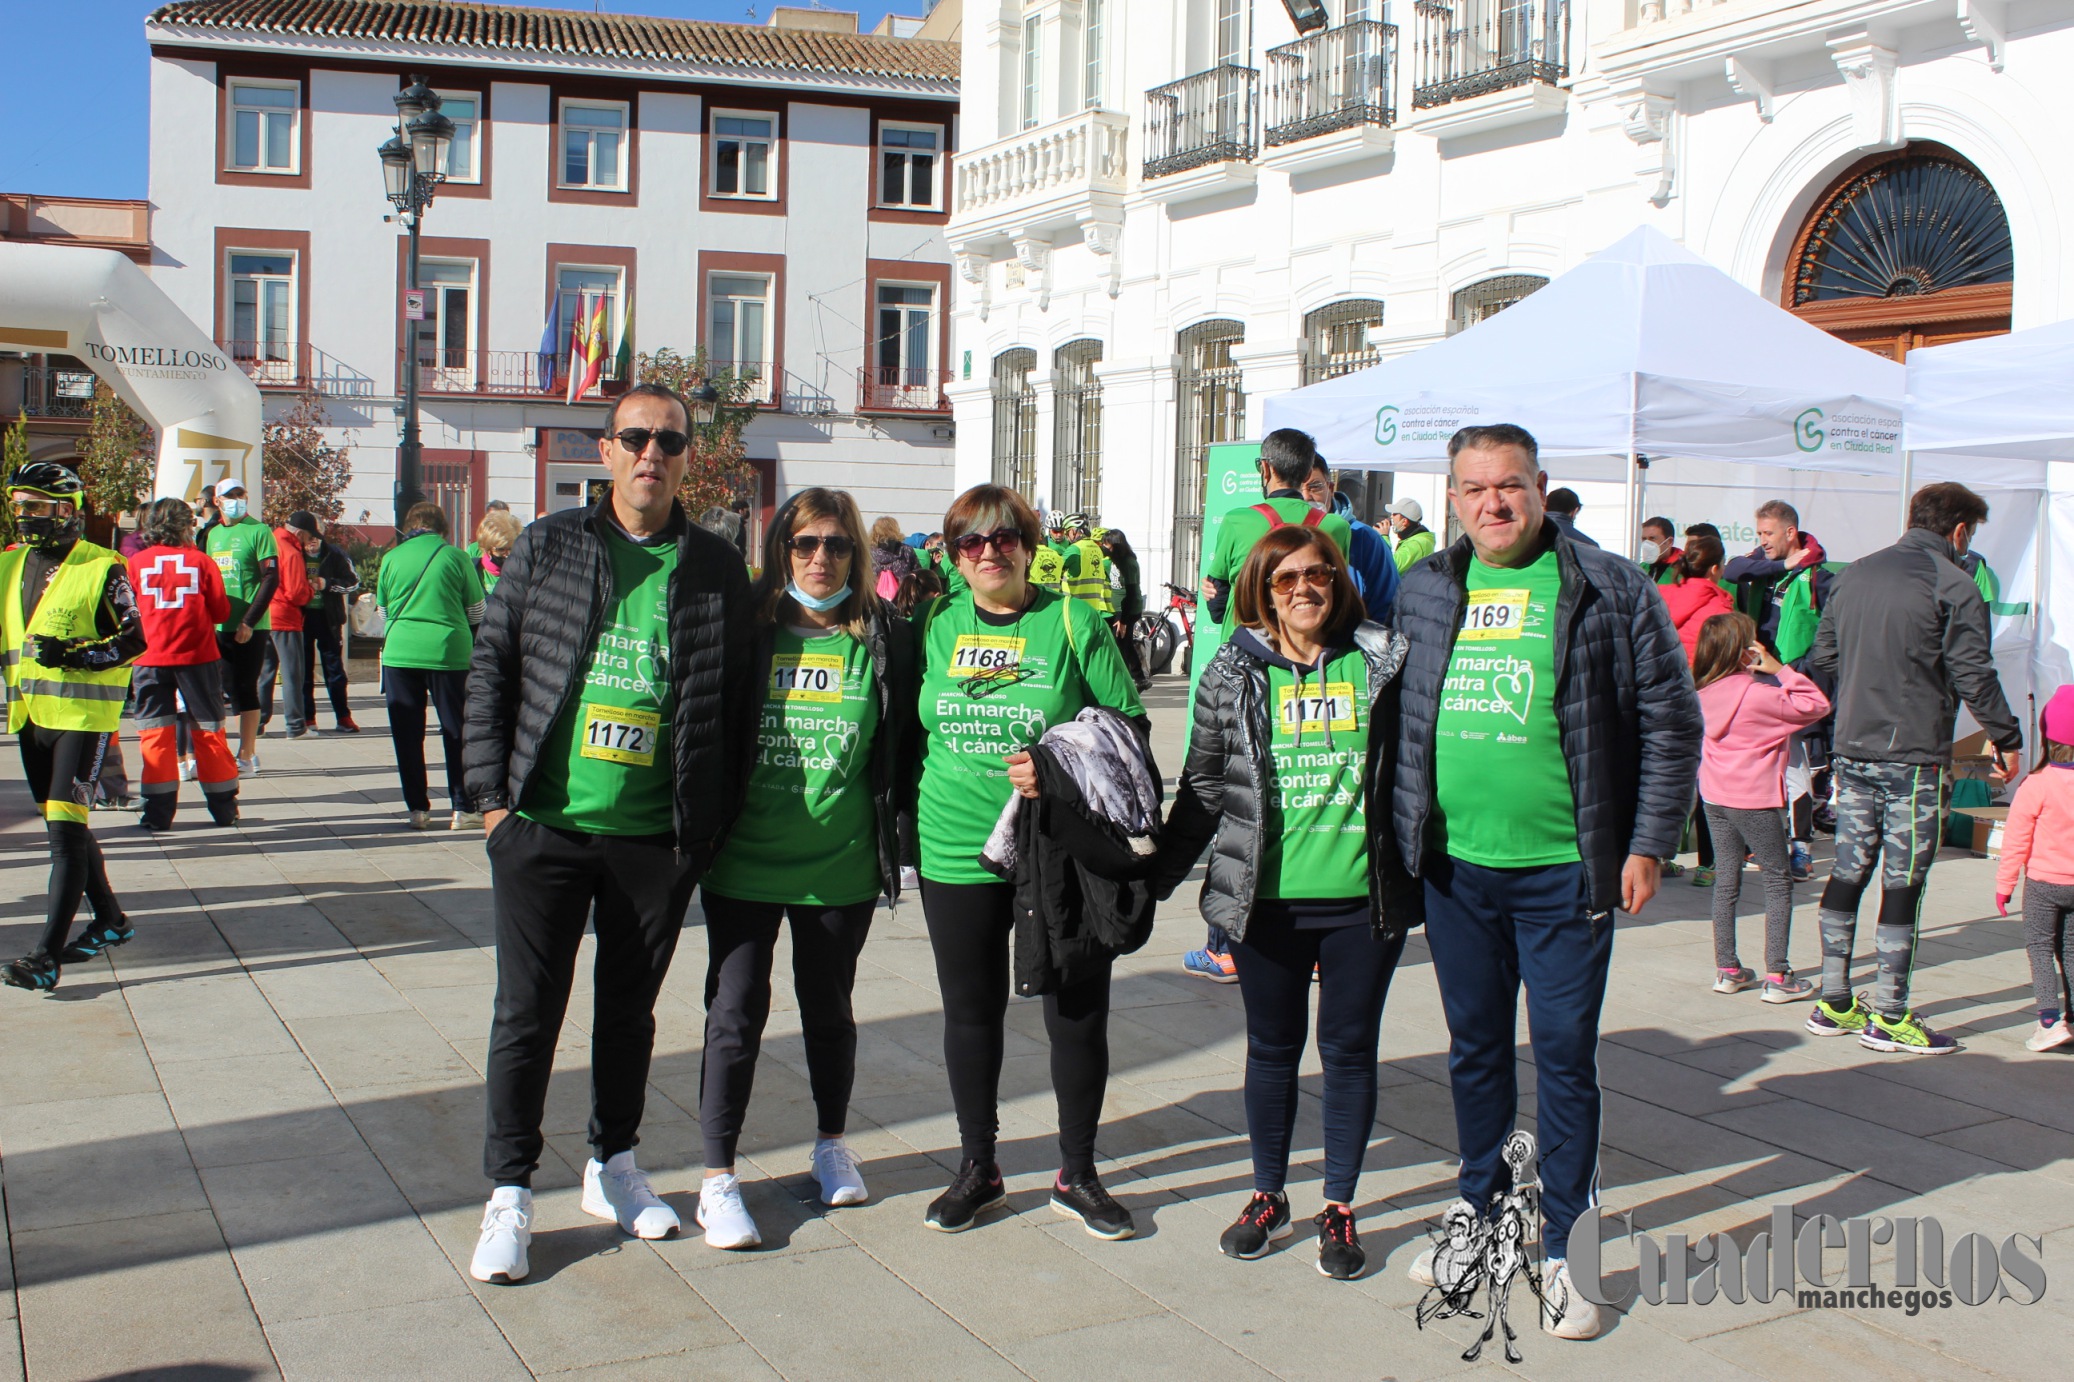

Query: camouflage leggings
[[1816, 758, 1949, 1016]]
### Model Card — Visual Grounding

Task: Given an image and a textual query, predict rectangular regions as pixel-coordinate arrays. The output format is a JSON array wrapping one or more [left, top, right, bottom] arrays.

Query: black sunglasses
[[949, 529, 1024, 559], [961, 664, 1036, 699], [786, 534, 854, 559], [609, 427, 690, 457]]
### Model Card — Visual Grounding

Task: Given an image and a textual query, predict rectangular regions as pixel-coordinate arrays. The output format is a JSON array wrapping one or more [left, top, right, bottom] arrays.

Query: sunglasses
[[961, 664, 1036, 699], [1268, 565, 1335, 595], [786, 534, 854, 559], [609, 427, 690, 457], [949, 529, 1024, 559]]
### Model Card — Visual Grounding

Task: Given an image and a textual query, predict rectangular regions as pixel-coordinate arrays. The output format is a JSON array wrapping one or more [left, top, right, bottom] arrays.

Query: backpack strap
[[1301, 508, 1323, 529], [1251, 502, 1282, 527]]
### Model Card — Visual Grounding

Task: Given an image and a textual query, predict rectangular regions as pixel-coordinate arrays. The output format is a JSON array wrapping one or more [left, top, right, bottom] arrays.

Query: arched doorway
[[1784, 142, 2013, 360]]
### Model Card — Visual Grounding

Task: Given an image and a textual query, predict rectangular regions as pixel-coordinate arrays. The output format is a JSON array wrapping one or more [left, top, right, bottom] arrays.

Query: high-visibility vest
[[1028, 544, 1066, 591], [1063, 538, 1113, 614], [0, 541, 131, 733]]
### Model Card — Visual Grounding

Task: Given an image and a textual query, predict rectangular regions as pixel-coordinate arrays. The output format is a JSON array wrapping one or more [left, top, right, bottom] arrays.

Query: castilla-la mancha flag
[[566, 294, 610, 404]]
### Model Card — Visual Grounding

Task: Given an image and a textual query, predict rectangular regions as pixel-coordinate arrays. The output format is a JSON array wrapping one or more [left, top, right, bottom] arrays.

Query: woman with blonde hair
[[474, 510, 523, 594], [694, 487, 915, 1249]]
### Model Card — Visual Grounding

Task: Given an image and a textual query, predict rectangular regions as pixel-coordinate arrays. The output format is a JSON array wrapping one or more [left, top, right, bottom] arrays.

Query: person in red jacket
[[127, 498, 239, 828], [1658, 535, 1732, 664], [261, 513, 315, 738]]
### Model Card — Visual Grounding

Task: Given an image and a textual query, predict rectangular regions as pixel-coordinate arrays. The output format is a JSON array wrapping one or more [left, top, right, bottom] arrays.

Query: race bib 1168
[[948, 634, 1026, 678], [1459, 588, 1528, 641]]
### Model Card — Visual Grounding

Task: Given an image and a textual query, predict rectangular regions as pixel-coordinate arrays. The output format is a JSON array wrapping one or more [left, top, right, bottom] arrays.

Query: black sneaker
[[1050, 1170, 1136, 1240], [2, 951, 60, 992], [1219, 1191, 1293, 1259], [60, 919, 134, 964], [1315, 1205, 1365, 1280], [925, 1158, 1006, 1233]]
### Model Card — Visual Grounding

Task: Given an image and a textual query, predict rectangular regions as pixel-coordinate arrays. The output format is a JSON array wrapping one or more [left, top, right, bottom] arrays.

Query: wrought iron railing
[[220, 341, 377, 397], [406, 348, 619, 398], [1267, 20, 1399, 146], [1411, 0, 1568, 110], [858, 365, 951, 413], [1144, 64, 1259, 179], [11, 366, 98, 418]]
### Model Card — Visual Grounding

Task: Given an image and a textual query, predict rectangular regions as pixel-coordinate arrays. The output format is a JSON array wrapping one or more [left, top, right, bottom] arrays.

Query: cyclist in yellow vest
[[1028, 518, 1067, 591], [1059, 513, 1114, 615], [2, 463, 147, 992]]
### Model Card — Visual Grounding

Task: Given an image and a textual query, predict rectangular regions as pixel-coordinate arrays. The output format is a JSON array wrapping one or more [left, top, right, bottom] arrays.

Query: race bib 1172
[[580, 703, 660, 766], [1459, 588, 1528, 641]]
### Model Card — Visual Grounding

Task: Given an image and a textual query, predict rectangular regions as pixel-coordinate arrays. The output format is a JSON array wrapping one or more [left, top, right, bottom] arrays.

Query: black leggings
[[18, 725, 121, 957], [921, 879, 1111, 1177], [381, 666, 468, 812], [698, 890, 876, 1168]]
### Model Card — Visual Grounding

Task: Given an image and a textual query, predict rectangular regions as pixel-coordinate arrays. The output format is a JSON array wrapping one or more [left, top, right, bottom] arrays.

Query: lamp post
[[378, 75, 454, 536]]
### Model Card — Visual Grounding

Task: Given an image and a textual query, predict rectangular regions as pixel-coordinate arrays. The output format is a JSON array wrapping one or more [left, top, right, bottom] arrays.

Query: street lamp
[[377, 75, 453, 535], [688, 381, 721, 428]]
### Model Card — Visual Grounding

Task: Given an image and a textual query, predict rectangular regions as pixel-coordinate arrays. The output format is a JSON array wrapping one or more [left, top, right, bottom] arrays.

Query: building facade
[[144, 0, 960, 544], [946, 0, 2066, 583]]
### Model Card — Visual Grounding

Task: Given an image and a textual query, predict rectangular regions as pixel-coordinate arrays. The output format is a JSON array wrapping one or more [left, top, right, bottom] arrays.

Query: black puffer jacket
[[1390, 522, 1701, 918], [1155, 621, 1416, 943], [743, 600, 917, 901], [463, 501, 755, 854]]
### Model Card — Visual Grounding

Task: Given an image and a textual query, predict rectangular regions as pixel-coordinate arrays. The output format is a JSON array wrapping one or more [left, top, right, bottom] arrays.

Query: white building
[[946, 0, 2066, 584], [143, 0, 962, 544]]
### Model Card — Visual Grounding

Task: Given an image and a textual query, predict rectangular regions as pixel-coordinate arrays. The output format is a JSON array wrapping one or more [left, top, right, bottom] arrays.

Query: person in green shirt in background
[[695, 487, 915, 1249], [204, 479, 279, 772], [464, 498, 512, 562], [911, 483, 1146, 1242], [1386, 498, 1436, 573], [1201, 429, 1353, 630], [377, 502, 485, 831], [473, 509, 521, 595]]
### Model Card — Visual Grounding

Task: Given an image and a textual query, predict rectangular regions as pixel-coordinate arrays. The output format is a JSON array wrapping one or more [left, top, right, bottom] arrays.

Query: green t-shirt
[[1431, 547, 1580, 868], [1261, 649, 1371, 900], [205, 516, 278, 631], [1392, 528, 1436, 573], [376, 533, 485, 671], [522, 530, 679, 836], [915, 587, 1143, 885], [1205, 498, 1354, 629], [703, 626, 881, 905]]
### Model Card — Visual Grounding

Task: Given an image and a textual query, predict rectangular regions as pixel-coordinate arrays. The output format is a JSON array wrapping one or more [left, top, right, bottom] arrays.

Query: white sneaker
[[470, 1186, 532, 1283], [1541, 1258, 1603, 1340], [405, 810, 435, 831], [811, 1137, 869, 1206], [452, 810, 486, 831], [236, 754, 259, 776], [178, 759, 197, 782], [2026, 1018, 2074, 1053], [581, 1151, 680, 1240], [898, 865, 921, 892], [696, 1172, 761, 1250]]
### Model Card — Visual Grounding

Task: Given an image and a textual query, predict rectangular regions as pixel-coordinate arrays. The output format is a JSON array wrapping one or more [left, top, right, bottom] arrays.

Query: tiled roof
[[147, 1, 959, 83]]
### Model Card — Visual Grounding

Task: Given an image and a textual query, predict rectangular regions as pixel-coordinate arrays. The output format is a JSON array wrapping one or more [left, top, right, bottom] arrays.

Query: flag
[[611, 302, 634, 384], [536, 291, 561, 394], [565, 293, 591, 405], [575, 296, 611, 399]]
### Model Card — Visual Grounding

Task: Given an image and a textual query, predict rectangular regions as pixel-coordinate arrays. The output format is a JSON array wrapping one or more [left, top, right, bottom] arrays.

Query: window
[[713, 113, 776, 198], [869, 283, 937, 405], [228, 82, 298, 173], [229, 251, 296, 376], [1084, 0, 1106, 108], [1302, 299, 1384, 383], [1449, 274, 1548, 334], [1053, 340, 1103, 516], [991, 349, 1038, 497], [879, 124, 942, 209], [708, 274, 772, 400], [438, 94, 480, 181], [555, 266, 623, 386], [412, 259, 475, 384], [1173, 319, 1246, 584], [1022, 17, 1043, 129], [1216, 0, 1247, 66], [561, 102, 627, 190]]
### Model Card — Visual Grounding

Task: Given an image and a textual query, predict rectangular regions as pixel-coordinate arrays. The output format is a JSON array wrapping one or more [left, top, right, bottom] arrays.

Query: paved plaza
[[0, 673, 2067, 1380]]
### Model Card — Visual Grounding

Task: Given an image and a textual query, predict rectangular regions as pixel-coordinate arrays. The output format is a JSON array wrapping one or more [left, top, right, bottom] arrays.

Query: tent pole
[[1897, 449, 1915, 533], [1626, 371, 1642, 560]]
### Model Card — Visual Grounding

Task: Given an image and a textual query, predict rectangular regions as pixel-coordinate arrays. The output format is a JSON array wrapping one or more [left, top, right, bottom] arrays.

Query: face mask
[[1306, 498, 1330, 513], [220, 498, 246, 522], [788, 581, 850, 613], [1639, 540, 1663, 564], [18, 512, 77, 550]]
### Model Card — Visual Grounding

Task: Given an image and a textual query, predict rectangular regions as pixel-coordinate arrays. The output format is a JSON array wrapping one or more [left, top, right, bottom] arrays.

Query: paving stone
[[264, 1292, 528, 1380]]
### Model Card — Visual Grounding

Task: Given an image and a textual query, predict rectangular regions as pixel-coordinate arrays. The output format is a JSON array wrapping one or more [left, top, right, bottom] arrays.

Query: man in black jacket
[[1802, 482, 2021, 1056], [462, 383, 755, 1284], [1391, 424, 1700, 1342]]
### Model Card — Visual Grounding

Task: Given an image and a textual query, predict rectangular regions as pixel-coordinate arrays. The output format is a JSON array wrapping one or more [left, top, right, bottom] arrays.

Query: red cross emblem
[[140, 553, 202, 610]]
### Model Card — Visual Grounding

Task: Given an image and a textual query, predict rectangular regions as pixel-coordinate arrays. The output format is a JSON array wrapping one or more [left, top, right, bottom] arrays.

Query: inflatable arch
[[0, 241, 263, 508]]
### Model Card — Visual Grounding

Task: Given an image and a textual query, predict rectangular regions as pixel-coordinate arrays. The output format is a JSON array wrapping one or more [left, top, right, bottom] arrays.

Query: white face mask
[[1639, 539, 1663, 564]]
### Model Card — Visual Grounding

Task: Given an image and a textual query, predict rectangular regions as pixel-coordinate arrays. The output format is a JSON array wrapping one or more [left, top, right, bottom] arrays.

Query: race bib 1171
[[1277, 681, 1356, 735]]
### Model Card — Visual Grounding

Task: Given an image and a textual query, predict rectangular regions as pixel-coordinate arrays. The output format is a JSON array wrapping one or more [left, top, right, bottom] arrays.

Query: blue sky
[[0, 0, 916, 200]]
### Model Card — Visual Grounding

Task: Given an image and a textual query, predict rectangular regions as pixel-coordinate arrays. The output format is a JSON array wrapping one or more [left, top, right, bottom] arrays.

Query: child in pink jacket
[[1995, 685, 2074, 1053], [1694, 612, 1831, 1002]]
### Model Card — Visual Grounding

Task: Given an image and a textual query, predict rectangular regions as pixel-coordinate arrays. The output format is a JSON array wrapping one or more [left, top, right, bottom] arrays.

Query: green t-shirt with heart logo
[[702, 626, 881, 906], [915, 586, 1143, 885], [521, 528, 677, 837], [1262, 650, 1371, 900], [1431, 547, 1580, 868]]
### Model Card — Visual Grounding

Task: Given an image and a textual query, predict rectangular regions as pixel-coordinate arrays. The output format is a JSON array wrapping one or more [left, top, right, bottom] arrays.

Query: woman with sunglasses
[[1155, 525, 1411, 1281], [694, 488, 913, 1248], [911, 484, 1146, 1239]]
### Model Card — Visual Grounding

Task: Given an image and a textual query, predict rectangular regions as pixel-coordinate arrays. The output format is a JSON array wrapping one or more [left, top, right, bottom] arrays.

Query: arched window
[[1053, 339, 1104, 519], [990, 348, 1037, 497], [1785, 143, 2012, 359], [1302, 299, 1385, 384], [1449, 274, 1547, 334], [1173, 319, 1246, 584]]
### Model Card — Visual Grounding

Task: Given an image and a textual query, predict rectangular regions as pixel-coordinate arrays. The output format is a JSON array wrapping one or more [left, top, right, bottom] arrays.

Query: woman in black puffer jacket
[[1153, 523, 1412, 1283]]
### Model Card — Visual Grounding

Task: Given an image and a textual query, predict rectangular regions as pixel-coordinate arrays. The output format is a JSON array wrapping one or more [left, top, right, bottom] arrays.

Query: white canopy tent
[[1262, 226, 1907, 557]]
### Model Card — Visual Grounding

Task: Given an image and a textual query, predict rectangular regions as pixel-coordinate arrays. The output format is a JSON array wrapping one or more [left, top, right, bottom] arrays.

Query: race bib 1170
[[772, 653, 844, 704]]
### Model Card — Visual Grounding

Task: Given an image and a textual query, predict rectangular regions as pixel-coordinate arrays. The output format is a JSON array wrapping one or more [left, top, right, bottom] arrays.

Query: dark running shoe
[[1219, 1192, 1293, 1260], [60, 920, 134, 964], [1315, 1205, 1365, 1280], [925, 1158, 1006, 1233], [3, 951, 60, 992], [1051, 1170, 1135, 1240]]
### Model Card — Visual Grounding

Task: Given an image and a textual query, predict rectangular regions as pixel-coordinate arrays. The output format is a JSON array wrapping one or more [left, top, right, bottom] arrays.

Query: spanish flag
[[564, 293, 591, 405]]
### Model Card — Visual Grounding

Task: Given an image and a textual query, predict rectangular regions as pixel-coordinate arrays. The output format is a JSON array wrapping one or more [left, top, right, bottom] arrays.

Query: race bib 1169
[[1459, 588, 1528, 641]]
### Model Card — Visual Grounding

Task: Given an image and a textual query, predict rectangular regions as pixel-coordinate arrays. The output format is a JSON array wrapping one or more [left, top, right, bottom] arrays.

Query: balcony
[[222, 341, 377, 398], [1263, 20, 1399, 173], [1142, 64, 1260, 203], [1409, 0, 1569, 136], [10, 365, 98, 419], [405, 349, 617, 400], [857, 365, 951, 415], [950, 108, 1129, 248]]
